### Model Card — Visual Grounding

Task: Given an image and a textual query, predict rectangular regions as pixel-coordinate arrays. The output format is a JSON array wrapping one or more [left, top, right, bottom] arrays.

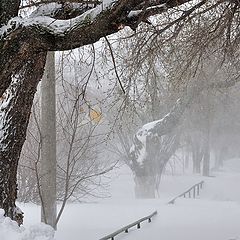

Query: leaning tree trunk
[[0, 53, 46, 225]]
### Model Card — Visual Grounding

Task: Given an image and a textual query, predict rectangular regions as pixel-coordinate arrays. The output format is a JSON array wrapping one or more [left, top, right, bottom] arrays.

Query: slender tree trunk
[[184, 150, 189, 169], [202, 135, 210, 176], [192, 142, 203, 174], [214, 148, 222, 170], [203, 92, 211, 177], [40, 52, 57, 229]]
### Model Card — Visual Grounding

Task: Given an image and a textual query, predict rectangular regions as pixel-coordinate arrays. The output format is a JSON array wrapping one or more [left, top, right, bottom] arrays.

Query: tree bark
[[0, 53, 46, 224], [0, 0, 20, 27]]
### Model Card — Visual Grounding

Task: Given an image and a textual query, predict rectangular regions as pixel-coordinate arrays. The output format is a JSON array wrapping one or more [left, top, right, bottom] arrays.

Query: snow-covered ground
[[1, 158, 240, 240]]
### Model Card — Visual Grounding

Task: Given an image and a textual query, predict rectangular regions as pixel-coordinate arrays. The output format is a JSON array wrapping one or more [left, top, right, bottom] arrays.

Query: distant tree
[[129, 70, 240, 197]]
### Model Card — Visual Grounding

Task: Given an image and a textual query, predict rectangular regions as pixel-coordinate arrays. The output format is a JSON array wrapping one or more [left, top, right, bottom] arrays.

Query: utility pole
[[40, 51, 57, 229]]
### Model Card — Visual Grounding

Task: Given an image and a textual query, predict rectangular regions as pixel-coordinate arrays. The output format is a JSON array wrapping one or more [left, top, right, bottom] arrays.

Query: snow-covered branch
[[0, 0, 200, 99]]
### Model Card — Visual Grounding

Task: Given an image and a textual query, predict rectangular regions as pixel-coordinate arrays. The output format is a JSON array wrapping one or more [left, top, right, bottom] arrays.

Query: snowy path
[[122, 199, 240, 240], [122, 161, 240, 240], [20, 159, 240, 240]]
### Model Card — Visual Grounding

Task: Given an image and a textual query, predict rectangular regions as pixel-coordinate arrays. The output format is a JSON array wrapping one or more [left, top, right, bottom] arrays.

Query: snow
[[123, 200, 240, 240], [128, 3, 167, 18], [130, 119, 163, 165], [0, 17, 21, 40], [1, 0, 117, 39], [128, 10, 142, 18], [30, 3, 62, 18], [24, 7, 102, 35], [0, 76, 17, 148], [25, 0, 117, 35], [0, 209, 54, 240], [130, 114, 170, 165], [1, 159, 240, 240]]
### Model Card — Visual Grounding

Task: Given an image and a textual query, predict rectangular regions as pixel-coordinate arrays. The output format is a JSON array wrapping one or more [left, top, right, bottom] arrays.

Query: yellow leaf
[[89, 109, 102, 123]]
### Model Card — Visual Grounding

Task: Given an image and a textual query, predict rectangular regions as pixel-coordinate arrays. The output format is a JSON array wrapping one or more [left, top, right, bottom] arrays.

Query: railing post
[[193, 186, 196, 198], [125, 229, 128, 233], [197, 184, 200, 195], [137, 223, 140, 229]]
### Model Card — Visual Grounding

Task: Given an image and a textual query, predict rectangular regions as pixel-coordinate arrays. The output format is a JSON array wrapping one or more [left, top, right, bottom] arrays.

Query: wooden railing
[[168, 180, 204, 204], [99, 210, 157, 240]]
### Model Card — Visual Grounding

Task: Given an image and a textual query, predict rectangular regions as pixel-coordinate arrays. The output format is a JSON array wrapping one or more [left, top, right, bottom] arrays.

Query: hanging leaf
[[89, 108, 102, 123]]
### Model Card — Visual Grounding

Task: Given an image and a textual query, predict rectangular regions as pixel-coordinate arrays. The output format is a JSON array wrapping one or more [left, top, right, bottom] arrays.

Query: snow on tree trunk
[[130, 129, 179, 198], [129, 85, 203, 198], [0, 54, 46, 225], [40, 52, 57, 229]]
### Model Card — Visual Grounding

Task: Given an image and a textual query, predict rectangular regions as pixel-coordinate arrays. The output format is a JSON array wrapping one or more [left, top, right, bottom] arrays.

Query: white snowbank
[[0, 209, 54, 240]]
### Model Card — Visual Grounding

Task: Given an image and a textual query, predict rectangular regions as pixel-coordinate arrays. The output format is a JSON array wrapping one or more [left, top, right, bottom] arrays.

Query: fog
[[1, 1, 240, 239]]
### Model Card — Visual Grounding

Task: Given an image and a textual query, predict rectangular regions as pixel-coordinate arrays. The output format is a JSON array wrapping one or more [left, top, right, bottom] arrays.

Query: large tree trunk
[[40, 52, 57, 229], [131, 132, 179, 198], [129, 85, 195, 197], [134, 175, 155, 198], [0, 53, 46, 224]]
